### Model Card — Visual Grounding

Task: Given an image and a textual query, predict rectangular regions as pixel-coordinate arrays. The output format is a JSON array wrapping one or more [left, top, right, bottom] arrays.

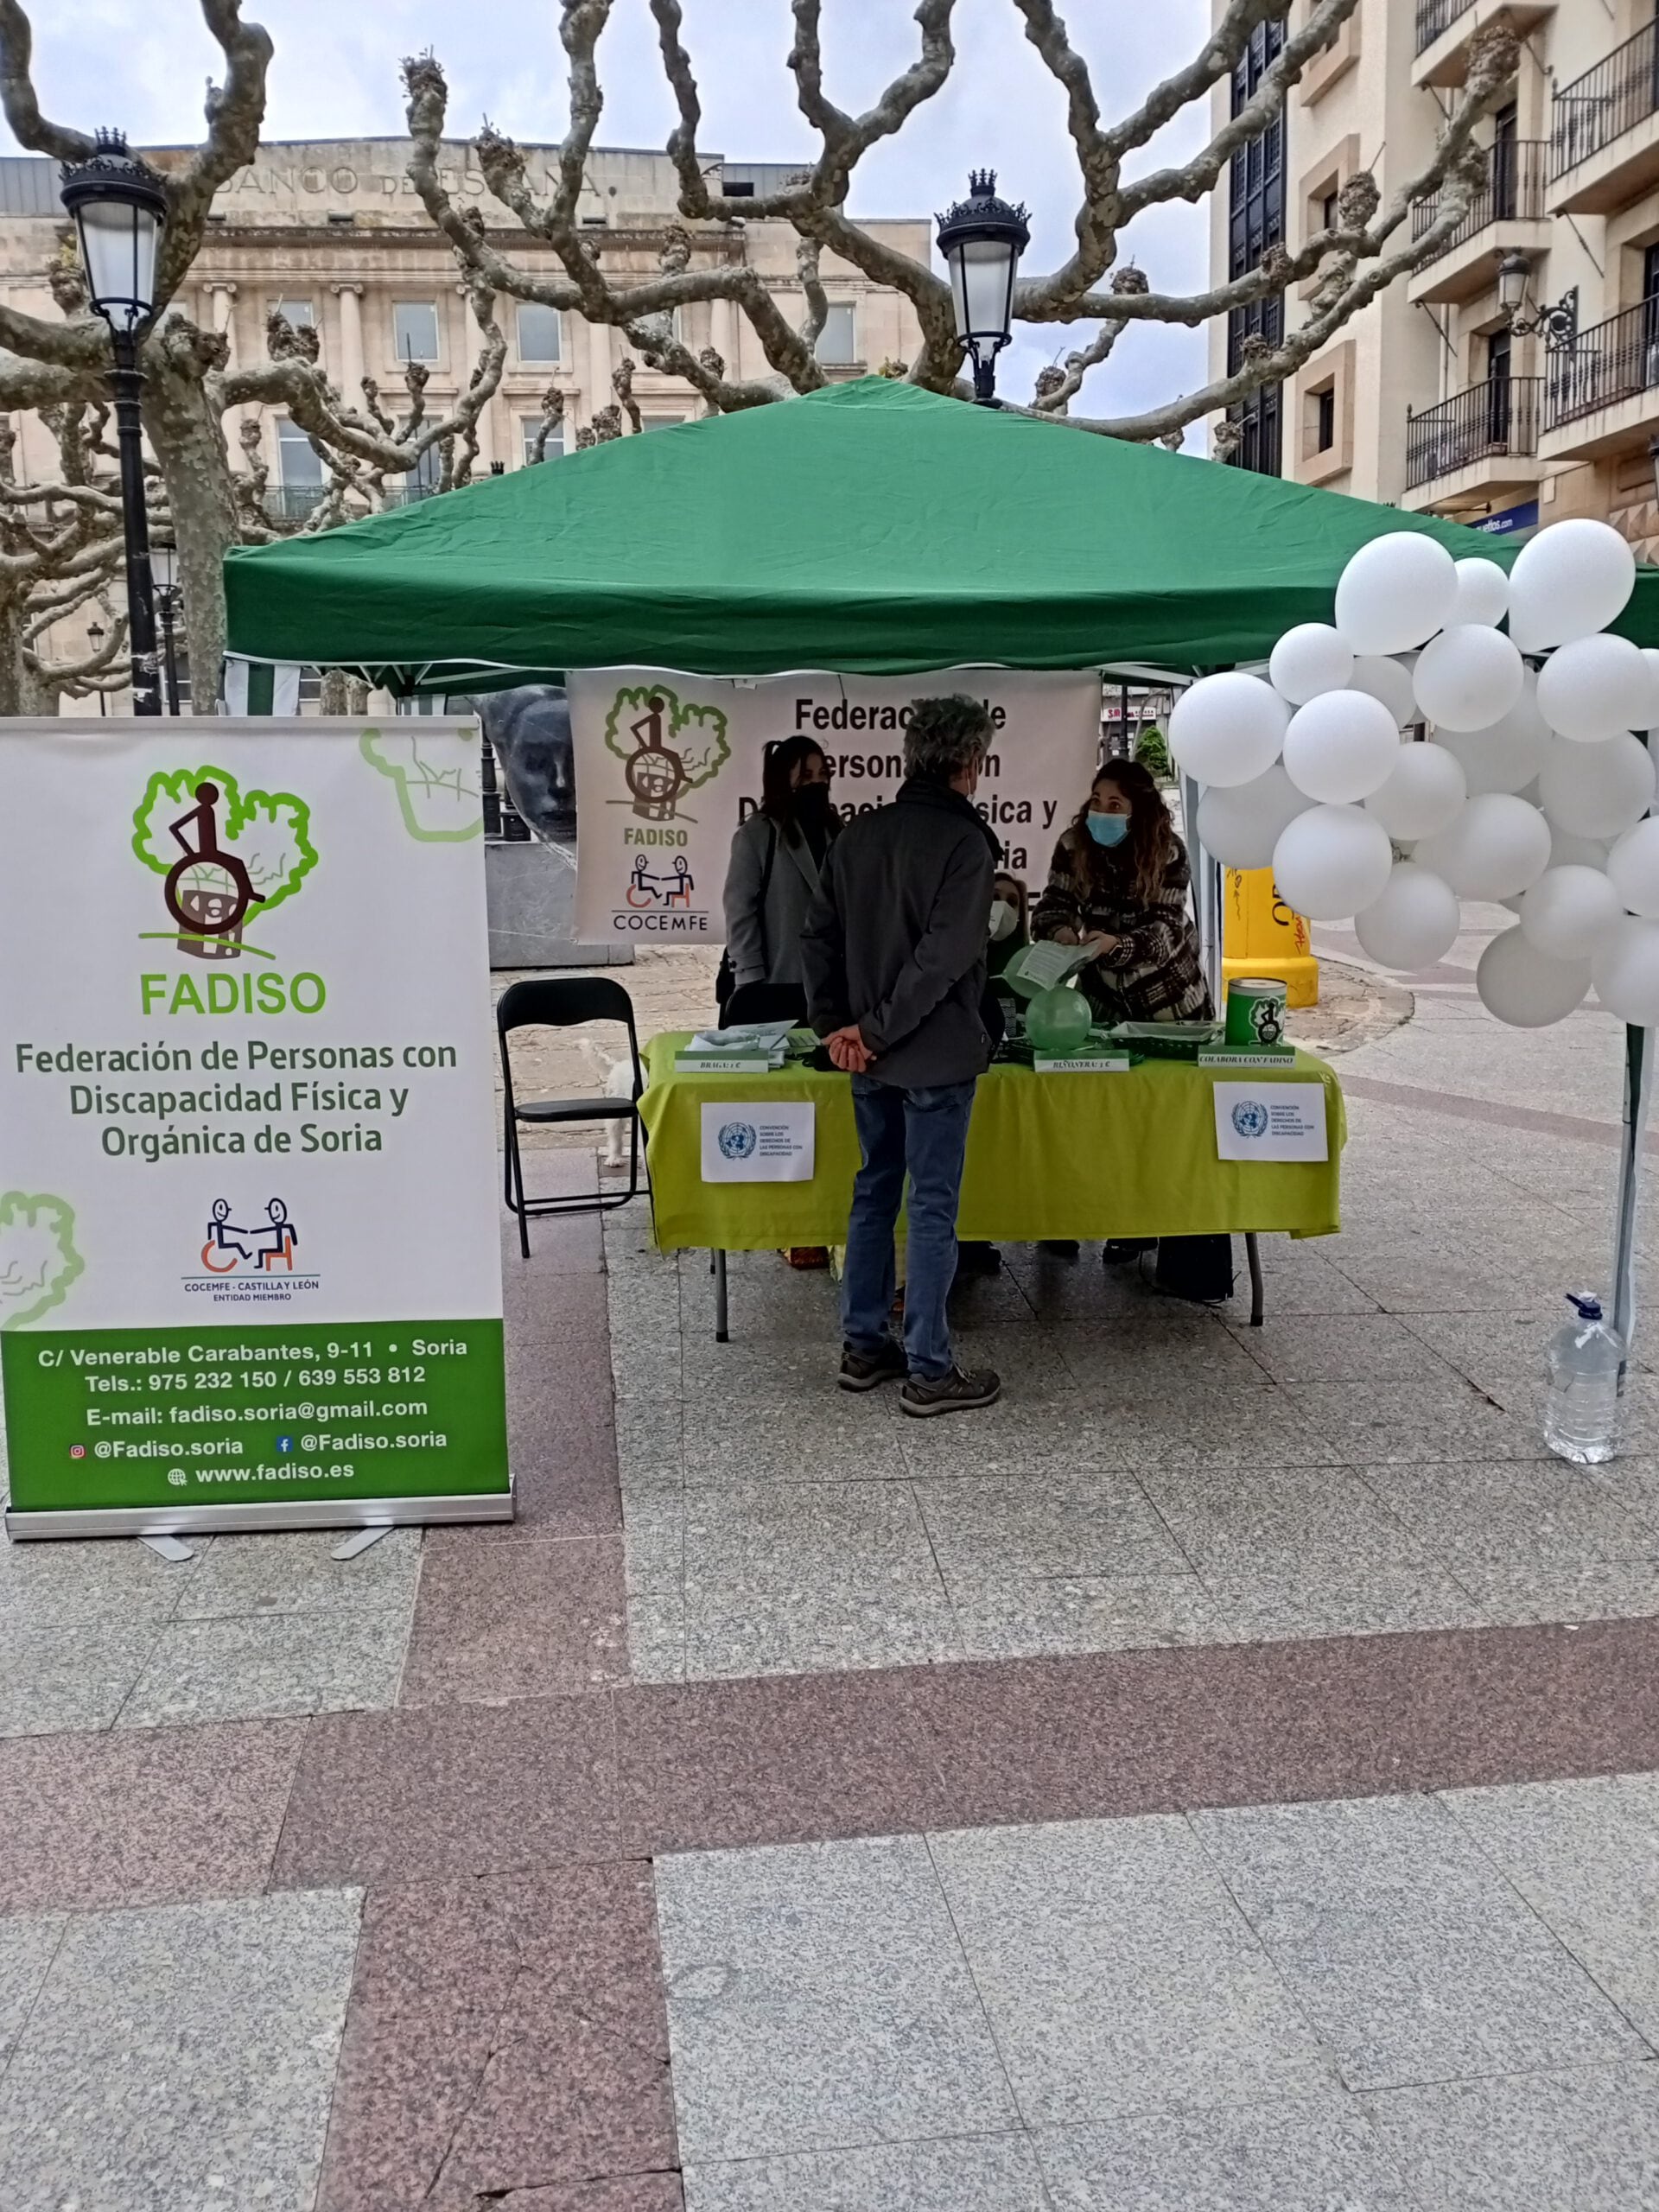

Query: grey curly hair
[[904, 694, 994, 786]]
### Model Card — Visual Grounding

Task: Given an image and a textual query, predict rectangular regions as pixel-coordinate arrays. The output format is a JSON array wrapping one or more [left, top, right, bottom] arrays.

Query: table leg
[[1245, 1232, 1265, 1326], [714, 1249, 729, 1342]]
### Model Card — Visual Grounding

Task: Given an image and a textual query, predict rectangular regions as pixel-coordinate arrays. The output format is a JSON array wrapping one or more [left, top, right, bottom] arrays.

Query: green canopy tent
[[225, 376, 1659, 693], [222, 373, 1659, 1355]]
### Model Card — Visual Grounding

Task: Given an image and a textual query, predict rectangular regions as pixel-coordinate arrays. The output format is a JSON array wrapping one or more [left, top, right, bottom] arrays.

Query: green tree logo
[[132, 766, 316, 960], [0, 1192, 83, 1329], [603, 684, 729, 820], [361, 728, 484, 842]]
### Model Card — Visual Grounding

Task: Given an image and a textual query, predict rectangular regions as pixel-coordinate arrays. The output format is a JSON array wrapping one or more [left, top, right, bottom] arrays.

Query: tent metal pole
[[1612, 1022, 1651, 1373], [1182, 769, 1223, 1006]]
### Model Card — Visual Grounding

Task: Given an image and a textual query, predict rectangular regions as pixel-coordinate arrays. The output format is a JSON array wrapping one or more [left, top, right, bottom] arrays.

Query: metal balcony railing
[[1552, 22, 1659, 180], [1411, 139, 1548, 262], [1405, 376, 1541, 489], [264, 483, 329, 522], [1414, 0, 1473, 59], [378, 481, 442, 509], [1545, 302, 1659, 431]]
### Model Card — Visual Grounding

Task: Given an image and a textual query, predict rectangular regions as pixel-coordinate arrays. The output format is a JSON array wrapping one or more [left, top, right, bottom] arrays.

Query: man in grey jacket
[[801, 695, 1001, 1416]]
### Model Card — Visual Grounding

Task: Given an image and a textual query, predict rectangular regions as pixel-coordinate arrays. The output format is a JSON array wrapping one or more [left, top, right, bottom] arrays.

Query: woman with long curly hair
[[1031, 758, 1210, 1027]]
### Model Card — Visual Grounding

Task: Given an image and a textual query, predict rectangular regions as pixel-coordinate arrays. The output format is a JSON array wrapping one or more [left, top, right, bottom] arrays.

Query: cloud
[[14, 0, 1213, 425]]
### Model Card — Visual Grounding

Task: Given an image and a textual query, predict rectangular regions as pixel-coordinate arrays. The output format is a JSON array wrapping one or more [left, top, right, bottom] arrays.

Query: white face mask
[[988, 899, 1017, 943]]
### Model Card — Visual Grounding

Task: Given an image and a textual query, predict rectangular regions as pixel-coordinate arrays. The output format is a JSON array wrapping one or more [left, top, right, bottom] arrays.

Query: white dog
[[578, 1038, 637, 1169]]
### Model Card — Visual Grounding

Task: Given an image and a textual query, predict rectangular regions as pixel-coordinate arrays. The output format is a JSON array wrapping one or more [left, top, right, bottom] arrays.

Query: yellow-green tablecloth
[[638, 1034, 1344, 1251]]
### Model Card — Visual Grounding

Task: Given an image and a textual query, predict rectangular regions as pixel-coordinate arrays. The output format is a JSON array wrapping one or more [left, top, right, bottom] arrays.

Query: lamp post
[[1497, 250, 1577, 344], [150, 533, 181, 714], [87, 620, 107, 716], [936, 171, 1029, 405], [59, 130, 168, 716]]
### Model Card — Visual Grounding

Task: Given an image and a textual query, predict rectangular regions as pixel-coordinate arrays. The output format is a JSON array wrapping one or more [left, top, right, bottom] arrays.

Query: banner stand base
[[3, 1485, 515, 1541]]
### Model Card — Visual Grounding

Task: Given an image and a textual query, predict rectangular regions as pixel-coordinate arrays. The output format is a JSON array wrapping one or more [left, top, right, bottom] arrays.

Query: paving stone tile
[[1133, 1463, 1430, 1579], [0, 1620, 164, 1738], [399, 1536, 630, 1703], [1363, 2061, 1659, 2210], [1094, 1390, 1342, 1471], [117, 1607, 408, 1727], [495, 2183, 683, 2211], [614, 1399, 685, 1488], [681, 1565, 960, 1679], [914, 1471, 1193, 1583], [0, 1917, 64, 2066], [1241, 1246, 1382, 1317], [271, 1696, 619, 1885], [1192, 1792, 1646, 2091], [624, 1490, 687, 1596], [0, 1717, 305, 1911], [616, 1670, 947, 1854], [1361, 1459, 1659, 1573], [1225, 1313, 1464, 1383], [931, 1816, 1331, 2127], [175, 1529, 423, 1619], [944, 1572, 1232, 1661], [1450, 1561, 1659, 1625], [469, 1390, 623, 1545], [1059, 1321, 1275, 1395], [682, 2133, 1047, 2210], [629, 1591, 687, 1682], [950, 1327, 1088, 1402], [653, 1833, 1017, 2163], [1034, 2085, 1415, 2210], [1208, 1561, 1489, 1642], [1443, 1772, 1659, 2047], [897, 1408, 1135, 1480], [1281, 1378, 1540, 1466], [682, 1413, 909, 1487], [0, 1534, 194, 1630], [0, 1888, 359, 2212], [679, 1480, 939, 1580], [319, 1866, 675, 2209]]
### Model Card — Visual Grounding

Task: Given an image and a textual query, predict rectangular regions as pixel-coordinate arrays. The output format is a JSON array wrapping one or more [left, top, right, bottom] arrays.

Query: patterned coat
[[1031, 827, 1211, 1025]]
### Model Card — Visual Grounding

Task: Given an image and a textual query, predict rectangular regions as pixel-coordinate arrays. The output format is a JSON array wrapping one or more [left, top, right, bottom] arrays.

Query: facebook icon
[[276, 1435, 295, 1455]]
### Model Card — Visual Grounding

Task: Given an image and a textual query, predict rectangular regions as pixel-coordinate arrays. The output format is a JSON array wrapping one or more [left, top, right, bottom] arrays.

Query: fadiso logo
[[132, 766, 317, 963], [603, 686, 729, 823]]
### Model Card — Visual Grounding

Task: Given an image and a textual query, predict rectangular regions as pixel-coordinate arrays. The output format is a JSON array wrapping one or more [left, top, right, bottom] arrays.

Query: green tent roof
[[225, 375, 1659, 689]]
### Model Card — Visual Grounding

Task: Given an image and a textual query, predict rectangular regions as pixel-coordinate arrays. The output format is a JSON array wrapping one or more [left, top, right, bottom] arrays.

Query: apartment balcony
[[264, 483, 329, 524], [1539, 303, 1659, 462], [1551, 22, 1659, 215], [1402, 377, 1543, 512], [1413, 0, 1554, 92], [1408, 141, 1548, 305]]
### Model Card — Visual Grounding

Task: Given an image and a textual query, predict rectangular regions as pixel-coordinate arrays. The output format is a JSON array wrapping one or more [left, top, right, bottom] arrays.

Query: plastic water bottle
[[1543, 1293, 1624, 1465]]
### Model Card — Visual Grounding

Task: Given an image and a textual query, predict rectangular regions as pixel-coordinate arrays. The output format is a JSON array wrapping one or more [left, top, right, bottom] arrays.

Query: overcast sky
[[7, 0, 1215, 429]]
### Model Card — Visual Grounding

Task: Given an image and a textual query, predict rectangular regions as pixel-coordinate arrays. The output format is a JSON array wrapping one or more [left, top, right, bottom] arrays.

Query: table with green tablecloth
[[637, 1033, 1345, 1335]]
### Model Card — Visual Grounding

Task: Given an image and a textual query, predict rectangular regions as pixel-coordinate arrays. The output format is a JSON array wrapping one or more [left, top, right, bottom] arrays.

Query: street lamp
[[1497, 250, 1577, 343], [936, 170, 1029, 405], [60, 130, 168, 715], [150, 532, 181, 714], [86, 620, 107, 716]]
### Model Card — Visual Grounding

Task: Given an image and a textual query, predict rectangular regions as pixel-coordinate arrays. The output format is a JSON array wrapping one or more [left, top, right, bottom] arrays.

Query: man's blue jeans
[[842, 1074, 977, 1382]]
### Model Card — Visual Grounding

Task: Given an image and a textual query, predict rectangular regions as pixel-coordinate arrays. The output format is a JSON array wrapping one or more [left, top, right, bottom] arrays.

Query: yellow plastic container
[[1222, 868, 1319, 1009]]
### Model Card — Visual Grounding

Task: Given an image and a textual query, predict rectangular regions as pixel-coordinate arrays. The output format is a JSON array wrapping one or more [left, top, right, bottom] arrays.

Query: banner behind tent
[[569, 668, 1103, 948], [0, 718, 512, 1538]]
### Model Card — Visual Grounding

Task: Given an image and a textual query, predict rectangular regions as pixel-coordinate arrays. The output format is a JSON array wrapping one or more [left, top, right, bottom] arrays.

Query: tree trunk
[[318, 667, 350, 714], [0, 593, 44, 715], [144, 351, 241, 714]]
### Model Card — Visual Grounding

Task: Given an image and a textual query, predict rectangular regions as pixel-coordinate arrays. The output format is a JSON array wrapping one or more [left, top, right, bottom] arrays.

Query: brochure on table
[[0, 719, 512, 1538]]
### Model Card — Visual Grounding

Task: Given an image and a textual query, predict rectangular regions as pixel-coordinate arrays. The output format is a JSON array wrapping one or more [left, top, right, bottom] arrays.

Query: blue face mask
[[1086, 810, 1130, 849]]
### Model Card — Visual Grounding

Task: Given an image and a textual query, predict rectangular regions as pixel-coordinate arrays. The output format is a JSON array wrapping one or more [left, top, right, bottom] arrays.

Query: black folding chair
[[721, 980, 809, 1027], [498, 977, 644, 1252]]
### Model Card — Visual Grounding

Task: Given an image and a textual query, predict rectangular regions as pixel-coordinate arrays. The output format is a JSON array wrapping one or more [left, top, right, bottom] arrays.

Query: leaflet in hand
[[686, 1021, 796, 1054], [1001, 940, 1096, 999]]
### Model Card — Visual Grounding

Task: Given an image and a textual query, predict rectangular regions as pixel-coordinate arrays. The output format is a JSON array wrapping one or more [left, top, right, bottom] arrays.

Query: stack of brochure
[[675, 1020, 795, 1075]]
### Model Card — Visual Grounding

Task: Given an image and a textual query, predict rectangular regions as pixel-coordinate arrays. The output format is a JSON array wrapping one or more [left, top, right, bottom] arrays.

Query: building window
[[520, 416, 566, 463], [392, 302, 440, 364], [1224, 16, 1286, 476], [815, 302, 858, 365], [1319, 189, 1338, 233], [411, 444, 442, 492], [273, 297, 314, 328], [276, 418, 325, 486], [1313, 385, 1335, 452], [640, 413, 687, 431], [517, 303, 562, 365]]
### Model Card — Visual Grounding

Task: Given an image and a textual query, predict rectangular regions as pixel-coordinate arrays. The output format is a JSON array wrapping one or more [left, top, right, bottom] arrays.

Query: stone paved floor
[[7, 904, 1659, 2205]]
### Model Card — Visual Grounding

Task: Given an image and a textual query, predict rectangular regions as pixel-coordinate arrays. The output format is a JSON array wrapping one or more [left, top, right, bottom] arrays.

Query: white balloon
[[1272, 804, 1395, 921], [1363, 741, 1466, 842], [1195, 765, 1312, 870], [1451, 557, 1510, 629], [1517, 866, 1624, 961], [1594, 917, 1659, 1024], [1537, 632, 1652, 743], [1168, 671, 1289, 788], [1537, 731, 1656, 842], [1508, 518, 1637, 652], [1348, 655, 1419, 728], [1334, 532, 1459, 656], [1353, 861, 1460, 970], [1435, 669, 1552, 795], [1607, 818, 1659, 918], [1269, 622, 1355, 706], [1281, 688, 1402, 804], [1414, 791, 1552, 901], [1551, 825, 1611, 871], [1477, 926, 1592, 1027], [1413, 623, 1524, 732], [1642, 648, 1659, 733]]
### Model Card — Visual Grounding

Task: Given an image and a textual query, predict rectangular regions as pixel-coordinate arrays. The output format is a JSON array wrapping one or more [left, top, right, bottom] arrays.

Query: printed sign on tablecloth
[[1213, 1082, 1329, 1163], [569, 667, 1103, 949], [700, 1102, 816, 1183]]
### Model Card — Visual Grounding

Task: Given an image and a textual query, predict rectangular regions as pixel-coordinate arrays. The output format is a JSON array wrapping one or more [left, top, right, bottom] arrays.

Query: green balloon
[[1027, 985, 1092, 1055]]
